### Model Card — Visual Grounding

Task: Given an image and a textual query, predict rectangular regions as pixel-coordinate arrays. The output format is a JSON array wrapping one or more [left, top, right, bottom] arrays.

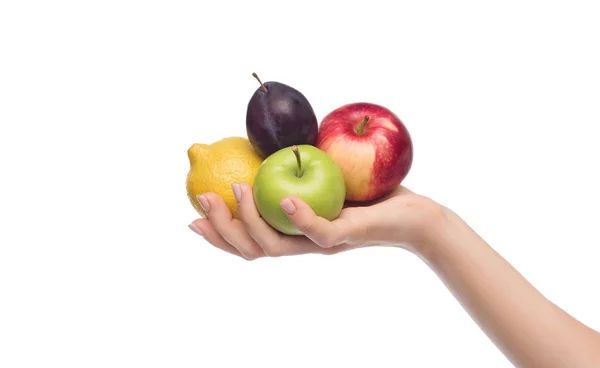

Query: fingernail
[[188, 223, 204, 236], [232, 183, 242, 203], [280, 198, 296, 214], [197, 194, 210, 212]]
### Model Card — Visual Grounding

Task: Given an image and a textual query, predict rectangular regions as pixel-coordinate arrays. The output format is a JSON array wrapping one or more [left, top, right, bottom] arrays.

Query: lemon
[[186, 137, 263, 219]]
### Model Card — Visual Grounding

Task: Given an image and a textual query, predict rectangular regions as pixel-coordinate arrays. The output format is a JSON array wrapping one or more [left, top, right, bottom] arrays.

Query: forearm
[[418, 209, 600, 368]]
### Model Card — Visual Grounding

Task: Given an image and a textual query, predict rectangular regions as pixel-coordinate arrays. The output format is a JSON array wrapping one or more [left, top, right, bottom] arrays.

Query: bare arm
[[420, 208, 600, 368], [190, 185, 600, 367]]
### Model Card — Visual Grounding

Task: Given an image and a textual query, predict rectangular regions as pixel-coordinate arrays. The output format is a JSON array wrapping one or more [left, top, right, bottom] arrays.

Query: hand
[[188, 183, 443, 260]]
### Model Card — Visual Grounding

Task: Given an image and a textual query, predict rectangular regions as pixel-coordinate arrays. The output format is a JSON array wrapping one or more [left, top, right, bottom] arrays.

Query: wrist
[[391, 196, 458, 260], [414, 204, 472, 265]]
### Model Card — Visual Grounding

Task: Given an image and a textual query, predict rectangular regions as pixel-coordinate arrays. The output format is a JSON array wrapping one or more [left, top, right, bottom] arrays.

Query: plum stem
[[291, 145, 303, 177], [252, 72, 268, 93], [356, 116, 370, 135]]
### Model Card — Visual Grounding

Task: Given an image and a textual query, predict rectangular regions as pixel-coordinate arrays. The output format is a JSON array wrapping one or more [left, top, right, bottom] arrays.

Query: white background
[[1, 1, 599, 367]]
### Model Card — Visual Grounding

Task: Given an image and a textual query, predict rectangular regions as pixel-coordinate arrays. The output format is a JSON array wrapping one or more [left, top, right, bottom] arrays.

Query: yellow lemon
[[186, 137, 263, 219]]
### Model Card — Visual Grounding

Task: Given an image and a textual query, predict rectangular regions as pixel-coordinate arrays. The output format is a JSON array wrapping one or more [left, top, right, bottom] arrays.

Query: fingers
[[189, 184, 357, 258], [235, 182, 327, 256], [196, 193, 265, 260], [189, 218, 242, 257], [280, 196, 366, 248]]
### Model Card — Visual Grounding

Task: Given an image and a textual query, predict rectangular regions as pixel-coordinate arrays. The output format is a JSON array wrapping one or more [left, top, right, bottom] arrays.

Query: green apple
[[253, 144, 346, 235]]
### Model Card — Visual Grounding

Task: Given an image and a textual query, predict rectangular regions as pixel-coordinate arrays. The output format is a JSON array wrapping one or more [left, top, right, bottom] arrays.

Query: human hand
[[188, 182, 444, 260]]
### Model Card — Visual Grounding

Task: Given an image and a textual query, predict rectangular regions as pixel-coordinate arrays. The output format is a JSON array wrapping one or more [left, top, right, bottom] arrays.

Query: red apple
[[317, 102, 413, 202]]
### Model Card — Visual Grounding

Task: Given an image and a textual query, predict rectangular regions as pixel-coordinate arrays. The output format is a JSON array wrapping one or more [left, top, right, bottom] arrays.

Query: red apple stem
[[252, 72, 268, 93], [356, 116, 370, 135], [291, 145, 303, 177]]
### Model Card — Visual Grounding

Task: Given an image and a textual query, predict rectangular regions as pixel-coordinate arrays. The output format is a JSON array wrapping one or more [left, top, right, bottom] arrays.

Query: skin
[[189, 184, 600, 368]]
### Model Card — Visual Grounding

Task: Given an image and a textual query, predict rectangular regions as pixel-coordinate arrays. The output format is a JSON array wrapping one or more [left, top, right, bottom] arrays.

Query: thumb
[[280, 196, 353, 248]]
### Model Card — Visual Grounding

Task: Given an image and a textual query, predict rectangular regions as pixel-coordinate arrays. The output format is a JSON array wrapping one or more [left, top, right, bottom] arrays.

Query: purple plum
[[246, 73, 318, 158]]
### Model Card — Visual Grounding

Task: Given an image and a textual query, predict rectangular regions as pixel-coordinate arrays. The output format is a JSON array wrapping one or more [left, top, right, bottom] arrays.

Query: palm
[[190, 183, 425, 260], [327, 186, 420, 247]]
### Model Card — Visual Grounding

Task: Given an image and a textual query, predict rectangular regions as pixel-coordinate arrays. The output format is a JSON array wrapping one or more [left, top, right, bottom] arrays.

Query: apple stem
[[356, 116, 370, 135], [252, 72, 268, 93], [291, 145, 303, 178]]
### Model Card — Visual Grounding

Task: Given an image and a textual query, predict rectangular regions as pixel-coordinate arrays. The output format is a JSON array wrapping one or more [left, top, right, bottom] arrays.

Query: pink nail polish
[[197, 194, 210, 212], [280, 198, 296, 214], [188, 223, 204, 236], [232, 183, 242, 202]]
